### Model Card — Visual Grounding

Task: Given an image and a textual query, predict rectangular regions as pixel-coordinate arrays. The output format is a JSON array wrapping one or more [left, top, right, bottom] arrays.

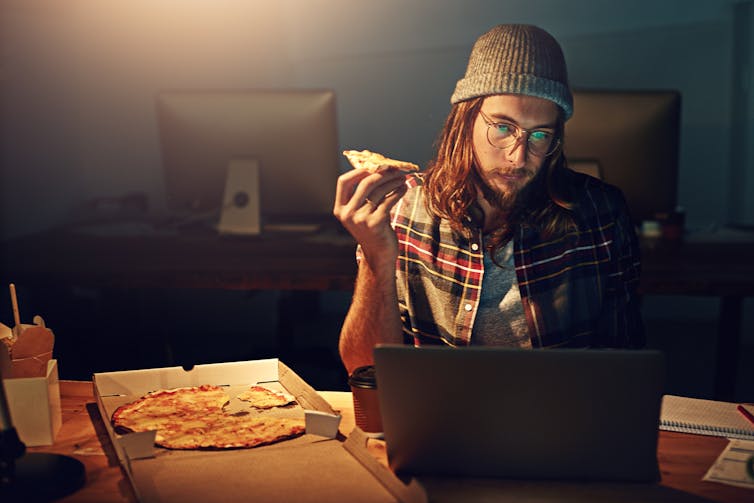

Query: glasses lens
[[528, 132, 556, 156], [486, 122, 517, 149], [487, 125, 557, 157]]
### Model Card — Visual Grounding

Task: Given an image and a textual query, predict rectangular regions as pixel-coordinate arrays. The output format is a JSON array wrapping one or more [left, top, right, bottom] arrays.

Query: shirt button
[[471, 243, 479, 251], [464, 303, 473, 312]]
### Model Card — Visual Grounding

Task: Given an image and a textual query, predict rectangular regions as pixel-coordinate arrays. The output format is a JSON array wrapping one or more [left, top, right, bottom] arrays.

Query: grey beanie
[[451, 24, 573, 120]]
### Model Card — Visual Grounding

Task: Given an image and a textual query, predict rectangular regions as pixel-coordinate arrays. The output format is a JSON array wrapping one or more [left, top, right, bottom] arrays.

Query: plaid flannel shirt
[[387, 170, 645, 349]]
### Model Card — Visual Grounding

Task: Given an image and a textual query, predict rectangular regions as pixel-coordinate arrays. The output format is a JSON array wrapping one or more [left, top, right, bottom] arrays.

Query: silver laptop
[[373, 345, 665, 482]]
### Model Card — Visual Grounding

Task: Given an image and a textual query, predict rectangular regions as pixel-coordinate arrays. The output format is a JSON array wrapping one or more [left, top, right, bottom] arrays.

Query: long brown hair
[[424, 97, 576, 255]]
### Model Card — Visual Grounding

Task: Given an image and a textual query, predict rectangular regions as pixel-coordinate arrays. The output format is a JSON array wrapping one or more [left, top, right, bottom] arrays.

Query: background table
[[3, 227, 754, 399]]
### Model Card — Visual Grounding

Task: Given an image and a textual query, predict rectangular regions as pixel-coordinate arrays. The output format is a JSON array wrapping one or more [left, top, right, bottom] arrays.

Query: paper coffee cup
[[348, 365, 382, 435]]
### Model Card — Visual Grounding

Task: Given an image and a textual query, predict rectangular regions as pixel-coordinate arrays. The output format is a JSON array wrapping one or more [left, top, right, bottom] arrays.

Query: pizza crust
[[343, 149, 419, 173]]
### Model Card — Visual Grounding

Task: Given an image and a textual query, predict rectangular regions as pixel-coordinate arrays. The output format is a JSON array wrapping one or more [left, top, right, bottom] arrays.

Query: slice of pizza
[[343, 149, 419, 173], [235, 385, 296, 409]]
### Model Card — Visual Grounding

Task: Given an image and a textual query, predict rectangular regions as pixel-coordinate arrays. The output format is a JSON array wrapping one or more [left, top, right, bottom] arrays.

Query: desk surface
[[21, 381, 753, 503]]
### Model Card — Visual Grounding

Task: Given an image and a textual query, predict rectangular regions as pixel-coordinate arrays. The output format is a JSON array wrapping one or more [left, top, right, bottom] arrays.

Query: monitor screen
[[564, 90, 681, 224], [156, 89, 339, 227]]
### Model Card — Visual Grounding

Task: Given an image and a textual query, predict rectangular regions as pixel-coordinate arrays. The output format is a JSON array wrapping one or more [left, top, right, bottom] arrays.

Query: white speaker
[[217, 159, 261, 235]]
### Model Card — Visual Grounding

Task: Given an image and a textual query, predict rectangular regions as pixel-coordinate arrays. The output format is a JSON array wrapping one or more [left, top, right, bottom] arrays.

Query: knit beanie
[[451, 24, 573, 120]]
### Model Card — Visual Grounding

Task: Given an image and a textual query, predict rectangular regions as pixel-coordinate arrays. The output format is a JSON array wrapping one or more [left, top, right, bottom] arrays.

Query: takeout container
[[93, 359, 425, 503], [0, 316, 55, 378], [1, 316, 60, 447], [2, 358, 62, 446]]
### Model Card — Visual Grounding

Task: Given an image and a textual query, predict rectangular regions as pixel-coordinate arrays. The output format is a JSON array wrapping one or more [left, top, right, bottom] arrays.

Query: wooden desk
[[18, 381, 752, 503]]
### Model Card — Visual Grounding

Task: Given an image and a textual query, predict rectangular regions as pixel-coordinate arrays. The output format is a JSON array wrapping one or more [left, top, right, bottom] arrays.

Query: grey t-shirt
[[471, 240, 532, 348]]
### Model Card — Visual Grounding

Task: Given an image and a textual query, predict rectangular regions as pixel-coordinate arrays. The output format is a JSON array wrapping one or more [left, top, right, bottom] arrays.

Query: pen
[[737, 404, 754, 427]]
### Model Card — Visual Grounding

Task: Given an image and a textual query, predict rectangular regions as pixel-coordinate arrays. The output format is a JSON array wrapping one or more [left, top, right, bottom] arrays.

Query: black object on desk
[[0, 363, 86, 502]]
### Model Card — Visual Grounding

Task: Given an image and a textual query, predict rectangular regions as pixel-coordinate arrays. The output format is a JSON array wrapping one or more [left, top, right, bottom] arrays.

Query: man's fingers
[[336, 170, 408, 213], [334, 168, 371, 209]]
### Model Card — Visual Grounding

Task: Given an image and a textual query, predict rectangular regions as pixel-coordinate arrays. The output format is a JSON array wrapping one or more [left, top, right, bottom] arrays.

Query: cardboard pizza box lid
[[130, 440, 399, 503]]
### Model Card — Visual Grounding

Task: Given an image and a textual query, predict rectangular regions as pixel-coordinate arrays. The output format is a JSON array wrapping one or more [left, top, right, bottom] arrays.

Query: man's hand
[[333, 167, 408, 270]]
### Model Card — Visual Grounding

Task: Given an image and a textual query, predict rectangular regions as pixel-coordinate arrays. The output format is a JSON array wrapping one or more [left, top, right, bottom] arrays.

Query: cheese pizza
[[343, 149, 420, 173], [111, 384, 305, 450]]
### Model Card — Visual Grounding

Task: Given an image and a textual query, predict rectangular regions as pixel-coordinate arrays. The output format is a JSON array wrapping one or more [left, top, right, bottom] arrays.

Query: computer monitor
[[156, 89, 339, 229], [564, 90, 681, 224]]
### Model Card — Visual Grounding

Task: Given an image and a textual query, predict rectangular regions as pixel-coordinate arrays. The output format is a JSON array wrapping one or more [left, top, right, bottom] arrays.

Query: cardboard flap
[[94, 359, 280, 396], [344, 427, 428, 503], [120, 430, 157, 460], [0, 322, 13, 343], [277, 360, 337, 414], [305, 410, 341, 438], [130, 440, 399, 503], [12, 321, 54, 359]]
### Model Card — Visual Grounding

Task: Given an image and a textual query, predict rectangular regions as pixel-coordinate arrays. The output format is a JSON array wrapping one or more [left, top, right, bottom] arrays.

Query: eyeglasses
[[478, 110, 560, 157]]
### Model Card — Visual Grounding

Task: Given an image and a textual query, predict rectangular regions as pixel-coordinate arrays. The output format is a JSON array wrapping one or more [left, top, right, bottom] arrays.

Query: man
[[333, 24, 644, 374]]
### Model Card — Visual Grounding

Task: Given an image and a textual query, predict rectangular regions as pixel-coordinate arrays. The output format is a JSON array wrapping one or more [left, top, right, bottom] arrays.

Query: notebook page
[[703, 439, 754, 488], [660, 395, 754, 440]]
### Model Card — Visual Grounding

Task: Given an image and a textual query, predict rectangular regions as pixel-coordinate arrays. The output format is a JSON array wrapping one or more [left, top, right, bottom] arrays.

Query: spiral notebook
[[660, 395, 754, 440]]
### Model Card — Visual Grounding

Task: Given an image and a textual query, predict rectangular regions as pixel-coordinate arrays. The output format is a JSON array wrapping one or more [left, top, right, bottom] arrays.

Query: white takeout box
[[2, 358, 62, 446], [93, 359, 425, 503]]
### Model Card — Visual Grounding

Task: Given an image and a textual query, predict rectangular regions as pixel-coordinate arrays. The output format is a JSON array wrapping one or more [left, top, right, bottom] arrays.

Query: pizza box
[[2, 358, 62, 446], [93, 359, 425, 503]]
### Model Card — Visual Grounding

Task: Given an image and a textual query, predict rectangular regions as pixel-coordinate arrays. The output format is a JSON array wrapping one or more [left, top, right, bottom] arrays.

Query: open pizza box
[[93, 358, 426, 503]]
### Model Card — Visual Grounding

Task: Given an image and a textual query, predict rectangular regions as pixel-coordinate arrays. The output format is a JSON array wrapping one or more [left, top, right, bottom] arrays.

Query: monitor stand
[[216, 158, 261, 236], [261, 213, 340, 234]]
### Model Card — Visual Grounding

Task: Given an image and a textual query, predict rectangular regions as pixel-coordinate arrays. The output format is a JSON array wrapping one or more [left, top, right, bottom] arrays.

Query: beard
[[476, 164, 548, 223]]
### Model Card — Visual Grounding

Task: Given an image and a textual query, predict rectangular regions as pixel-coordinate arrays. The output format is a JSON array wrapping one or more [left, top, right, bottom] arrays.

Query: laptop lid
[[373, 345, 665, 482]]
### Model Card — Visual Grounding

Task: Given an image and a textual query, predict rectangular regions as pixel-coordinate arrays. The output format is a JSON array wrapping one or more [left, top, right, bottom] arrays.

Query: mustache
[[493, 167, 534, 177]]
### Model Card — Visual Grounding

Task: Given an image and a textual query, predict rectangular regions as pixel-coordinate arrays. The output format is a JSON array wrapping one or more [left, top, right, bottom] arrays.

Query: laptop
[[373, 345, 665, 482]]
